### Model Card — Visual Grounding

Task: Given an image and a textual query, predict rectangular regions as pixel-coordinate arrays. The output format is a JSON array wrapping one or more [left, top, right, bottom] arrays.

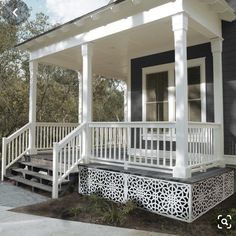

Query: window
[[146, 71, 169, 121], [142, 58, 206, 122]]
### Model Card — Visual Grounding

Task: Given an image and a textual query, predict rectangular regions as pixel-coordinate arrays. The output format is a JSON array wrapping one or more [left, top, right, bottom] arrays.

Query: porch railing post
[[1, 138, 7, 181], [52, 142, 59, 199], [172, 13, 191, 178]]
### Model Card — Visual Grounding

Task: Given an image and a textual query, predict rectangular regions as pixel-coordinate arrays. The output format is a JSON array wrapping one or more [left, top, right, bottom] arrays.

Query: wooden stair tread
[[8, 176, 52, 192], [19, 161, 53, 171], [12, 168, 53, 181]]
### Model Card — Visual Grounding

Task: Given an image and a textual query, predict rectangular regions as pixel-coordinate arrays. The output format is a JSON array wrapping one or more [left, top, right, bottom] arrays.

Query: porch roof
[[17, 0, 236, 80]]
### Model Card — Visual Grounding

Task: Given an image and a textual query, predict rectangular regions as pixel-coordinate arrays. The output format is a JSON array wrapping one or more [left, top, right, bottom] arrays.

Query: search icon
[[221, 218, 228, 226]]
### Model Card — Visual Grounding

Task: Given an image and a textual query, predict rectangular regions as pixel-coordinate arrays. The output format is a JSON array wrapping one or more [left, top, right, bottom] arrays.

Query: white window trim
[[142, 57, 206, 122]]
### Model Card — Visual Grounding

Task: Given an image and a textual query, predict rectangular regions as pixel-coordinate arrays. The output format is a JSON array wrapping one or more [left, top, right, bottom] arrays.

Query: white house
[[1, 0, 236, 222]]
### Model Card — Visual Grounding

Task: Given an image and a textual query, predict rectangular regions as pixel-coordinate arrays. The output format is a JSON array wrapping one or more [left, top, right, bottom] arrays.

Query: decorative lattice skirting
[[78, 167, 234, 222]]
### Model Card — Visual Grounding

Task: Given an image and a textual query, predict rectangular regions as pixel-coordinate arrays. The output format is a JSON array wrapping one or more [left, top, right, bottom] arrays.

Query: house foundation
[[79, 165, 234, 222]]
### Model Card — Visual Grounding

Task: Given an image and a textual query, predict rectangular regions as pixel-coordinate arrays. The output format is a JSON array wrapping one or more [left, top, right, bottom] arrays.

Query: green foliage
[[67, 194, 136, 226], [0, 13, 125, 155], [102, 200, 136, 226]]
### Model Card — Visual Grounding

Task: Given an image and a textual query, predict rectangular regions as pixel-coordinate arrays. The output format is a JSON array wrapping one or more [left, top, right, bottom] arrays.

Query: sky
[[24, 0, 111, 24]]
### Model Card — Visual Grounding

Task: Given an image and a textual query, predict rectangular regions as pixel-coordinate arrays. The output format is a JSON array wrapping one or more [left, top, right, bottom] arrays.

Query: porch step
[[8, 176, 52, 192], [19, 161, 53, 171], [12, 168, 53, 181], [12, 168, 69, 184]]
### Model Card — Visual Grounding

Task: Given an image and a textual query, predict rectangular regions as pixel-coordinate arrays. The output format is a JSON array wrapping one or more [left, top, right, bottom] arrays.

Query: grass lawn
[[11, 192, 236, 236]]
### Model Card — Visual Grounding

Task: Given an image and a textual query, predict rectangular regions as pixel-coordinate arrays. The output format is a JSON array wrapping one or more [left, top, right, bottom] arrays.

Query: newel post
[[52, 142, 59, 199], [1, 137, 7, 181], [172, 13, 191, 179], [81, 43, 93, 163], [29, 60, 38, 155]]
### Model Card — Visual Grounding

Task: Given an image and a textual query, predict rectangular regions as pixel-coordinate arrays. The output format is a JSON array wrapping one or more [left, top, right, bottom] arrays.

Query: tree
[[0, 12, 125, 155]]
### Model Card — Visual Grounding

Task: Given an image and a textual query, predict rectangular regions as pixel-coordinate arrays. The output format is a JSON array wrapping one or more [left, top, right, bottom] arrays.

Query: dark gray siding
[[222, 21, 236, 155], [131, 43, 214, 122]]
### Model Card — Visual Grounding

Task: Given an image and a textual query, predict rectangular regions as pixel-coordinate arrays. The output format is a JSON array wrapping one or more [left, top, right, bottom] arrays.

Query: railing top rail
[[56, 123, 85, 149], [188, 122, 221, 128], [88, 122, 176, 128], [89, 121, 221, 129], [36, 122, 78, 127], [5, 123, 30, 142]]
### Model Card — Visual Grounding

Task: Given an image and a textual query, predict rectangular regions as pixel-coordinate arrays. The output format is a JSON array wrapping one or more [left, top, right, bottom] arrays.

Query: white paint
[[29, 61, 38, 155], [172, 13, 191, 178], [30, 1, 183, 61], [81, 44, 93, 163], [78, 71, 83, 124], [211, 37, 225, 166], [183, 0, 222, 38]]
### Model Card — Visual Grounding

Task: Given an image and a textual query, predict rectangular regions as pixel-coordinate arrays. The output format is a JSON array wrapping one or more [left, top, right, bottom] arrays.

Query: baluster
[[104, 127, 107, 160], [150, 128, 153, 165], [68, 141, 71, 171], [163, 128, 166, 167], [134, 127, 137, 163], [123, 127, 126, 162], [100, 127, 103, 158], [156, 128, 160, 166], [109, 127, 112, 160], [91, 127, 94, 158], [170, 127, 173, 167], [113, 128, 116, 160], [144, 127, 147, 164], [96, 127, 99, 158], [64, 146, 66, 174], [118, 128, 121, 161]]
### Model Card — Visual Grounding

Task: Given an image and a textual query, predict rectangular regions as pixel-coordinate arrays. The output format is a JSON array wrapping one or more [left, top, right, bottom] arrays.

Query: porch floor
[[80, 163, 233, 184]]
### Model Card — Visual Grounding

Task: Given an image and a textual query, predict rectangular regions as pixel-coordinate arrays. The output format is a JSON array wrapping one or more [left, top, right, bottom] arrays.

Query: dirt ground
[[11, 191, 236, 236]]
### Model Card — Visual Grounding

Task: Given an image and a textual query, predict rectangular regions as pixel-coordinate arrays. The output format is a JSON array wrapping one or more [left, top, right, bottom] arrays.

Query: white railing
[[52, 123, 86, 198], [89, 122, 176, 173], [188, 122, 221, 172], [1, 123, 30, 181], [89, 122, 221, 173], [36, 122, 78, 151]]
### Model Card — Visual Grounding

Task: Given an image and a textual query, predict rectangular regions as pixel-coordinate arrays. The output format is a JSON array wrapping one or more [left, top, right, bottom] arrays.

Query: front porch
[[2, 0, 236, 222]]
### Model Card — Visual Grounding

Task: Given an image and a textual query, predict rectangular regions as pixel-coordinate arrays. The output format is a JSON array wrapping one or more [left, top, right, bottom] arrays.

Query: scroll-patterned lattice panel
[[79, 167, 234, 222]]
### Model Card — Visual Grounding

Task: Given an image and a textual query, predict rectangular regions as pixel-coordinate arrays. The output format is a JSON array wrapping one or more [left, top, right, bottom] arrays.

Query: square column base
[[173, 166, 191, 179], [28, 149, 38, 155]]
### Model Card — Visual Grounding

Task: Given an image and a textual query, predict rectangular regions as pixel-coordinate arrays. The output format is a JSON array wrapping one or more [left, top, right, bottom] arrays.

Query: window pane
[[189, 100, 201, 122], [146, 72, 168, 102], [146, 102, 168, 121], [146, 71, 168, 121], [188, 67, 201, 100]]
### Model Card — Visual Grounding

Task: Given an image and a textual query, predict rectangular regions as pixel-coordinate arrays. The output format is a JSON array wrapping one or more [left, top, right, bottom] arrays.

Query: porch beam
[[211, 37, 225, 166], [29, 60, 38, 154], [30, 1, 183, 61], [81, 43, 93, 163], [172, 13, 191, 179], [183, 0, 222, 38]]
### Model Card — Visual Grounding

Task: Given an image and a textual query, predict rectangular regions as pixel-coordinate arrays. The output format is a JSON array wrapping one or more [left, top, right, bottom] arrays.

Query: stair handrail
[[52, 122, 87, 198], [1, 123, 31, 181]]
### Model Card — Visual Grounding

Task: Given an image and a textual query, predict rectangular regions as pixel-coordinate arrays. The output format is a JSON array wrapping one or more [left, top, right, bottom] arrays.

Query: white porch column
[[81, 43, 93, 163], [124, 82, 128, 122], [211, 38, 225, 166], [78, 71, 83, 124], [172, 13, 191, 178], [29, 61, 38, 154]]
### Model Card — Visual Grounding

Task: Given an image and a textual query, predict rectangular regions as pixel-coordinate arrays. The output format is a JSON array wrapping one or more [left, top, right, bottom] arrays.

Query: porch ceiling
[[38, 18, 209, 80]]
